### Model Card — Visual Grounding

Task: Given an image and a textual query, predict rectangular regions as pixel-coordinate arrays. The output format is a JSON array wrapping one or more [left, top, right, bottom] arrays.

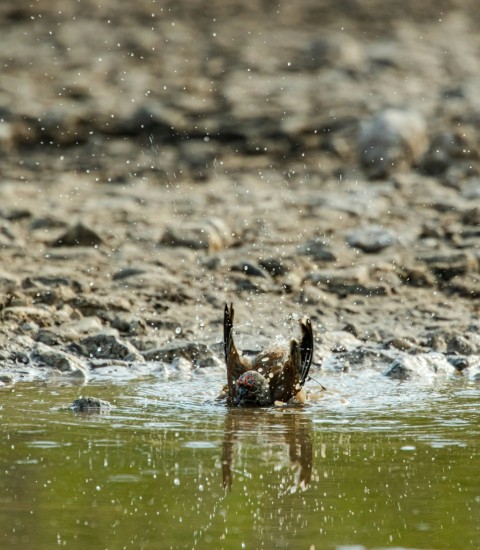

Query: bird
[[223, 303, 313, 407]]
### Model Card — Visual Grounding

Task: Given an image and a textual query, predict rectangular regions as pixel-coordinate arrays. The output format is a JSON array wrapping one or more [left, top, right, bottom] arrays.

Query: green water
[[0, 373, 479, 550]]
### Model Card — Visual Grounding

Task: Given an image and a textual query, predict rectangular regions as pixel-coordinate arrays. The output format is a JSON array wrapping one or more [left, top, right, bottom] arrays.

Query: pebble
[[298, 240, 337, 262], [421, 130, 476, 175], [446, 333, 480, 355], [461, 206, 480, 226], [71, 396, 112, 413], [358, 109, 428, 177], [50, 222, 103, 247], [78, 332, 143, 362], [31, 343, 87, 377], [230, 262, 268, 278], [1, 306, 52, 326], [258, 258, 290, 277], [0, 270, 19, 292], [306, 265, 389, 296], [383, 354, 455, 381], [297, 33, 365, 71], [160, 218, 231, 251], [420, 251, 477, 281], [346, 225, 397, 253], [142, 342, 221, 368]]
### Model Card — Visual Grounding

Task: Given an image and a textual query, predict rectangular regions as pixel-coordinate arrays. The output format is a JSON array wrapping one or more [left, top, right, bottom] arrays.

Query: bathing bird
[[223, 303, 313, 406]]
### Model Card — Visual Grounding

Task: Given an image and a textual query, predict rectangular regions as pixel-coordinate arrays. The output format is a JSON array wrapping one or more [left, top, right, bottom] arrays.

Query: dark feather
[[299, 318, 313, 386]]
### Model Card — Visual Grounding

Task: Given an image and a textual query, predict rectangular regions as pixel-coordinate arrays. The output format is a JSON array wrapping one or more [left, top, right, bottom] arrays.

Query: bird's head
[[234, 370, 271, 407]]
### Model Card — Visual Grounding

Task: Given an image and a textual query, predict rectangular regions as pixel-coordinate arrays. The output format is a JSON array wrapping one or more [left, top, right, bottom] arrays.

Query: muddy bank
[[0, 1, 479, 386]]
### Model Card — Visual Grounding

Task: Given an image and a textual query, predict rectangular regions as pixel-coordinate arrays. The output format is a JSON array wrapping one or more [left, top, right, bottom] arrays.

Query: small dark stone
[[12, 351, 30, 364], [420, 252, 477, 281], [384, 358, 412, 380], [258, 258, 290, 277], [461, 206, 480, 226], [112, 267, 147, 281], [230, 262, 268, 278], [71, 396, 111, 413], [51, 222, 103, 247], [298, 240, 336, 262], [446, 356, 470, 371], [79, 333, 143, 361]]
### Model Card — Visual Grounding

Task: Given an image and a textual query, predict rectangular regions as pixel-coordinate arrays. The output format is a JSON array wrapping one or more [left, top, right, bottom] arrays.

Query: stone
[[112, 267, 149, 281], [322, 345, 392, 373], [461, 206, 480, 226], [1, 306, 52, 326], [421, 131, 476, 176], [71, 396, 111, 413], [298, 239, 337, 262], [307, 265, 388, 296], [51, 222, 103, 247], [446, 356, 472, 372], [448, 274, 480, 298], [0, 373, 15, 384], [358, 109, 428, 178], [160, 218, 231, 252], [68, 295, 132, 316], [446, 333, 480, 355], [31, 343, 87, 376], [347, 225, 397, 253], [142, 342, 221, 368], [383, 354, 455, 381], [0, 270, 19, 292], [258, 257, 290, 277], [420, 252, 477, 281], [230, 261, 268, 278], [78, 332, 143, 361], [397, 265, 436, 287], [296, 33, 365, 71], [387, 337, 417, 351]]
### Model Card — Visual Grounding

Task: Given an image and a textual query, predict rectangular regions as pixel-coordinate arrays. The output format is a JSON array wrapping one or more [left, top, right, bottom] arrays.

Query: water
[[0, 372, 479, 550]]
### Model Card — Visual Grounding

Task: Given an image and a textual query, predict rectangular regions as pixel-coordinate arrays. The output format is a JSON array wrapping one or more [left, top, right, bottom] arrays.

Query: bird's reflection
[[221, 408, 313, 493]]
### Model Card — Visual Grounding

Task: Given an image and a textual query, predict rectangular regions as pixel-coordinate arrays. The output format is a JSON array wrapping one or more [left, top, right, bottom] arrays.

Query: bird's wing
[[299, 318, 313, 386], [224, 303, 248, 398], [274, 338, 301, 402]]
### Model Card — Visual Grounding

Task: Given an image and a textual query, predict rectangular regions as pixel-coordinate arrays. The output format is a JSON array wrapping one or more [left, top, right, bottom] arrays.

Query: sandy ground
[[1, 0, 480, 384]]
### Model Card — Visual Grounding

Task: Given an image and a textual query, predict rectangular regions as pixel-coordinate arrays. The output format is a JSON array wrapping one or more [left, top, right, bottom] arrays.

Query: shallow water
[[0, 371, 479, 550]]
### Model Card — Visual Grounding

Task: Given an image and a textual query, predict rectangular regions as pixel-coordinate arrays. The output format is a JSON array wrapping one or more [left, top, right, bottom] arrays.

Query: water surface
[[1, 371, 478, 550]]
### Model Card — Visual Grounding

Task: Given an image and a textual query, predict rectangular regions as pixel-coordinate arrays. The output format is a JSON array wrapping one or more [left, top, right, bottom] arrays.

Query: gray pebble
[[298, 239, 337, 262], [359, 109, 428, 178], [347, 225, 397, 253]]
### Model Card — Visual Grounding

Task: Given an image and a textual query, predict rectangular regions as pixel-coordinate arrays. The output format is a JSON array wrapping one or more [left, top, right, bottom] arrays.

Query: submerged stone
[[71, 396, 111, 413]]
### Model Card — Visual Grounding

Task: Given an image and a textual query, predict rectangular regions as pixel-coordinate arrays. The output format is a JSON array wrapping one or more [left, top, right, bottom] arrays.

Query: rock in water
[[71, 396, 111, 413]]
